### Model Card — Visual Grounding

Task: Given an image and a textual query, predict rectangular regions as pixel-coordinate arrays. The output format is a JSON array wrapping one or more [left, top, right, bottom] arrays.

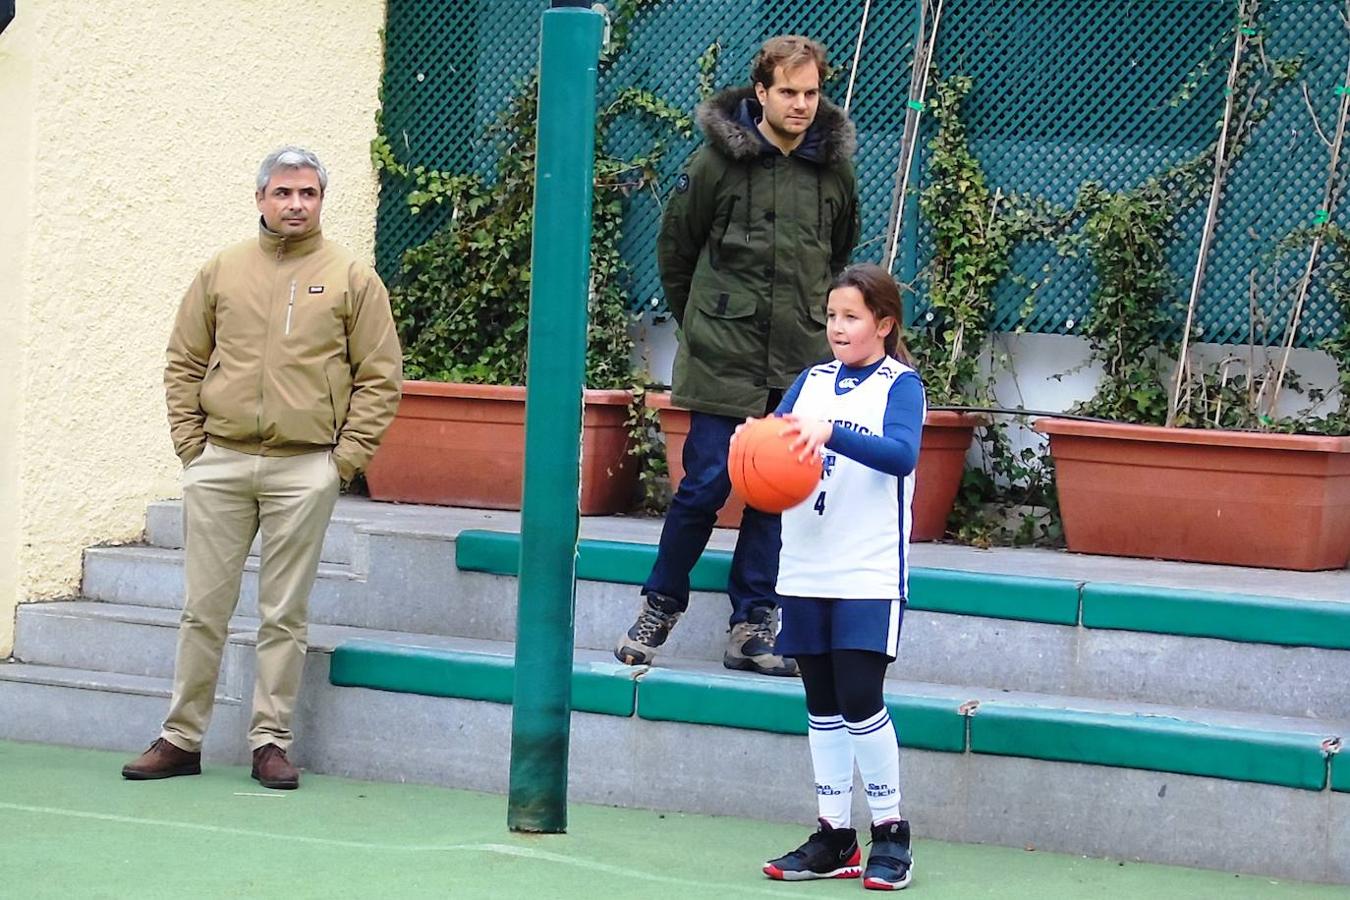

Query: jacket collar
[[695, 86, 856, 165], [257, 218, 324, 257]]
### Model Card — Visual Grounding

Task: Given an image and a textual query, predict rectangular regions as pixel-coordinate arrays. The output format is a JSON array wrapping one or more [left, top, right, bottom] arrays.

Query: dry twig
[[1168, 0, 1257, 426]]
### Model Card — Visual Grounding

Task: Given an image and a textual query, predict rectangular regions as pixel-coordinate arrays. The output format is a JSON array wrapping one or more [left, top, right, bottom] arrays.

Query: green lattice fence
[[374, 0, 1348, 347]]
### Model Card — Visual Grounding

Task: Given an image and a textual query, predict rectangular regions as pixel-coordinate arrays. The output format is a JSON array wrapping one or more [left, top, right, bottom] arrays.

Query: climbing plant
[[371, 0, 690, 512], [373, 75, 689, 389], [1073, 9, 1305, 426], [906, 6, 1320, 545]]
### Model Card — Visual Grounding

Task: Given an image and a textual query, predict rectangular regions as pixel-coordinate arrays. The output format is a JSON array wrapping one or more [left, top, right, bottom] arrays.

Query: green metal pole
[[507, 0, 603, 834]]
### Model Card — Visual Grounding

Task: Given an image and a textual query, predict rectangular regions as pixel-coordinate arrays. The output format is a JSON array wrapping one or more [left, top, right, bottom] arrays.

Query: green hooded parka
[[658, 86, 860, 418]]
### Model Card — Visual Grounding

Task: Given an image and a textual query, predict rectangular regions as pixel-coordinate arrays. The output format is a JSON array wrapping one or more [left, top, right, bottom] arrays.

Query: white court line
[[0, 801, 783, 897]]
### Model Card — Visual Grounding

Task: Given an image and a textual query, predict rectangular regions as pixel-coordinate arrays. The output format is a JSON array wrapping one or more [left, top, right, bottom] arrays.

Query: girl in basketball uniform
[[753, 263, 924, 890]]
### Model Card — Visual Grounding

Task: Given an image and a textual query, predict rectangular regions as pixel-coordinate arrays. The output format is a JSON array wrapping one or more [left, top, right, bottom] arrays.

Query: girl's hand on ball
[[780, 415, 833, 462], [731, 417, 757, 444]]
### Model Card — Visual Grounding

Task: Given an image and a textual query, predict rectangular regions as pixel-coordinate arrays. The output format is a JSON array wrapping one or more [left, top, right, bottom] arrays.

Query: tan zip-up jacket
[[165, 223, 402, 482]]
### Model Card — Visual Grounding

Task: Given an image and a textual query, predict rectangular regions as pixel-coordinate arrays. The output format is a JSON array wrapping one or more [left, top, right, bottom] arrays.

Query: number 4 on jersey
[[813, 491, 827, 515]]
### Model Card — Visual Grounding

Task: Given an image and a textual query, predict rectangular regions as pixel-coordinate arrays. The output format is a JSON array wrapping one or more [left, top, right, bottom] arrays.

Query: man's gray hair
[[256, 146, 329, 193]]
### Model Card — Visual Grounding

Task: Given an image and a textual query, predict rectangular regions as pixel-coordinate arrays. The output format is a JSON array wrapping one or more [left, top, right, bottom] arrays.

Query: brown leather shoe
[[122, 738, 201, 780], [251, 744, 300, 790]]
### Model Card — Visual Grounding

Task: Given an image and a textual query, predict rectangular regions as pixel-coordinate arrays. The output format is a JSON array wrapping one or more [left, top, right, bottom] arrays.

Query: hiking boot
[[615, 592, 683, 666], [763, 819, 861, 881], [724, 606, 798, 676], [251, 744, 300, 790], [863, 819, 914, 890], [121, 738, 201, 780]]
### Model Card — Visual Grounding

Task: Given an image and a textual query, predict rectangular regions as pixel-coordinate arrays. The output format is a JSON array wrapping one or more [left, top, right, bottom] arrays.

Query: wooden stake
[[1267, 7, 1350, 417], [844, 0, 874, 115], [1167, 0, 1256, 427]]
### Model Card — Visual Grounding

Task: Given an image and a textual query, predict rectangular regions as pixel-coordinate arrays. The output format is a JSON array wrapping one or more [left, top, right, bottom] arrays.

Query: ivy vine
[[371, 0, 690, 513], [908, 7, 1320, 545]]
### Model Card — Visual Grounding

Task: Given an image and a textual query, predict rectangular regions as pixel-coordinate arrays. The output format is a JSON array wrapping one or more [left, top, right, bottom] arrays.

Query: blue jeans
[[643, 408, 781, 626]]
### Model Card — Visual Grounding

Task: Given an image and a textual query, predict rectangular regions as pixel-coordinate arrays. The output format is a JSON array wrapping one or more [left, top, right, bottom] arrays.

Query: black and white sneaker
[[863, 819, 914, 890], [763, 819, 861, 881]]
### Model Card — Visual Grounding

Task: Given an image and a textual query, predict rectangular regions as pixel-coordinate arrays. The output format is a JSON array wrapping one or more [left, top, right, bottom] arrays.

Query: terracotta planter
[[912, 411, 987, 541], [648, 393, 981, 540], [366, 381, 638, 514], [1034, 418, 1350, 570]]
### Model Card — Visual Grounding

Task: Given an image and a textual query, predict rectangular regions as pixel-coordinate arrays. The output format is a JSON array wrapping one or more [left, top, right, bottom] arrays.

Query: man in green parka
[[616, 35, 860, 675]]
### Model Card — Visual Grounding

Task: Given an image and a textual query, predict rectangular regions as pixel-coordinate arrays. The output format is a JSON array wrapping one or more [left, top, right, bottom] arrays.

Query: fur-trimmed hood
[[694, 86, 857, 166]]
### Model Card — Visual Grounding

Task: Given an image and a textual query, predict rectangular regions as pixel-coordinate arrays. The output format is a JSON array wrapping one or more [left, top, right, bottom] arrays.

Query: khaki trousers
[[161, 443, 339, 753]]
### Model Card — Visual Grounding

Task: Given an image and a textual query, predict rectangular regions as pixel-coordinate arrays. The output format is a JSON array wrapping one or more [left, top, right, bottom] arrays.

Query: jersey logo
[[838, 376, 860, 391], [834, 419, 874, 436]]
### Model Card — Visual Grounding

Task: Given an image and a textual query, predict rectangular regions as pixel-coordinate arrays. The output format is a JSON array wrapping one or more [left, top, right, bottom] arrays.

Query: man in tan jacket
[[122, 146, 402, 789]]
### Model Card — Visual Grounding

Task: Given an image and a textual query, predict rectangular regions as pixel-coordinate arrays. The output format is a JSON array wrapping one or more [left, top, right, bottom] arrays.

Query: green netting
[[374, 0, 1348, 348]]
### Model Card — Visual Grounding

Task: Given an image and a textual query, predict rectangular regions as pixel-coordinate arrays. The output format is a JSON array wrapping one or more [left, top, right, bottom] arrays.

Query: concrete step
[[82, 546, 364, 625], [6, 615, 1346, 884], [306, 642, 1350, 885], [144, 500, 362, 570], [22, 595, 1350, 770], [0, 620, 523, 763], [79, 523, 1350, 723], [0, 662, 244, 763], [18, 495, 1350, 884], [13, 601, 194, 679]]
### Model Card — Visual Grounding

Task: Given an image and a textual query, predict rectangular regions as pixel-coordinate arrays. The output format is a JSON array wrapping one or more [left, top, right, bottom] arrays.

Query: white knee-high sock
[[807, 713, 854, 828], [847, 708, 901, 824]]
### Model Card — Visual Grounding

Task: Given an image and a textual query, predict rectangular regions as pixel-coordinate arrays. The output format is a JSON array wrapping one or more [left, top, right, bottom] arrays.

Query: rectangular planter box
[[366, 381, 638, 515], [1034, 418, 1350, 570]]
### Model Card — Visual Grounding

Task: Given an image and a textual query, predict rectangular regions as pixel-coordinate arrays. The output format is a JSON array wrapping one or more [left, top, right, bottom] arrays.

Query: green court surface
[[0, 741, 1342, 899]]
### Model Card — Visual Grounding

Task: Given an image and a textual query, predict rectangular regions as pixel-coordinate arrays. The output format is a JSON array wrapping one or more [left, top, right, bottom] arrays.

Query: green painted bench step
[[454, 530, 1079, 625], [908, 568, 1078, 625], [455, 529, 1350, 647], [329, 641, 638, 717], [634, 668, 967, 752], [1333, 750, 1350, 793], [455, 530, 732, 594], [1081, 583, 1350, 651], [968, 703, 1333, 791], [330, 640, 1339, 791]]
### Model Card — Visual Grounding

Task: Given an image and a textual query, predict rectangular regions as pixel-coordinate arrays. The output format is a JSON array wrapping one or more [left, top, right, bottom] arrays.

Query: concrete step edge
[[0, 660, 239, 704]]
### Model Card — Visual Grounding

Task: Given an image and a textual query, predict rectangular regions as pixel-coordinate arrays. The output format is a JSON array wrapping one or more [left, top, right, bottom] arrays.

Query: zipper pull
[[285, 280, 296, 335]]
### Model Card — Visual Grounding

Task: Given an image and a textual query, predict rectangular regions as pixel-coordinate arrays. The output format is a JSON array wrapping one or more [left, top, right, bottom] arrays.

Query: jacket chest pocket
[[708, 195, 743, 270], [286, 287, 347, 344]]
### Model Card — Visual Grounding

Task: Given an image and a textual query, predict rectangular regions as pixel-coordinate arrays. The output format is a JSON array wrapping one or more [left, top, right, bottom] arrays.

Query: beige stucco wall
[[0, 9, 34, 660], [0, 2, 387, 656]]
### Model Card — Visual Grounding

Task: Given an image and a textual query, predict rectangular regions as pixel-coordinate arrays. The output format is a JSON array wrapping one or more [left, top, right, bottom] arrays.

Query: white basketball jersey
[[777, 357, 918, 600]]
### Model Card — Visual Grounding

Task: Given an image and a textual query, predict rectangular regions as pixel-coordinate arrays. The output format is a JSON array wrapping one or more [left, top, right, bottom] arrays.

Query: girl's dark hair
[[828, 263, 914, 365]]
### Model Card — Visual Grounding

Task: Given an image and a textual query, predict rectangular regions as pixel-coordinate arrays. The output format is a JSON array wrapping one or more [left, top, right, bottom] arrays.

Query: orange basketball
[[728, 417, 822, 513]]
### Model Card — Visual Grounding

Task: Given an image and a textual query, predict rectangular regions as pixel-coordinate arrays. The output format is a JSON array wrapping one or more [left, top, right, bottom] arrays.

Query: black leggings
[[796, 650, 891, 722]]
